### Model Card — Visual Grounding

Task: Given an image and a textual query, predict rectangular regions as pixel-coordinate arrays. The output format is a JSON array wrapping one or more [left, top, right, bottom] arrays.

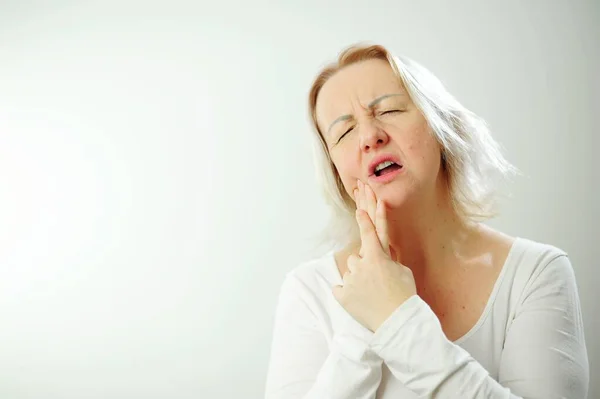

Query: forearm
[[266, 331, 383, 399], [265, 274, 384, 399], [306, 336, 383, 399], [367, 254, 588, 399], [370, 295, 515, 398]]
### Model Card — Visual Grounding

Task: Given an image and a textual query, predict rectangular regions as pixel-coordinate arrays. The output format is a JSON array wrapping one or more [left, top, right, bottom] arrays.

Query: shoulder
[[514, 236, 567, 258], [492, 237, 584, 335], [511, 237, 570, 278], [277, 251, 340, 301], [508, 237, 578, 301]]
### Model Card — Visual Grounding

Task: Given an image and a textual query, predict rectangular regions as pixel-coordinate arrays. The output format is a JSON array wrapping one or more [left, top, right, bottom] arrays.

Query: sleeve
[[264, 272, 384, 399], [367, 255, 589, 399], [498, 254, 589, 397]]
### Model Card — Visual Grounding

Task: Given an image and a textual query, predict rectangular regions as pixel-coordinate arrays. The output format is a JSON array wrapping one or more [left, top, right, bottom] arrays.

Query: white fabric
[[264, 237, 589, 398]]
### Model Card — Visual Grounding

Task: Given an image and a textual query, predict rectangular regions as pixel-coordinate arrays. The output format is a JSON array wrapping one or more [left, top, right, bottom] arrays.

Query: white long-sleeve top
[[264, 237, 589, 398]]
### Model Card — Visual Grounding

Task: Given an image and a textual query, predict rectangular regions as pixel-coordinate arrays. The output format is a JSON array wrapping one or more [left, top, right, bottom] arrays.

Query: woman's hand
[[333, 181, 417, 333]]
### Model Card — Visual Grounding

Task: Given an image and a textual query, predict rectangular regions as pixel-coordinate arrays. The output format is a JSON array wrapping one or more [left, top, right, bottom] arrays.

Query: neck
[[385, 180, 477, 278]]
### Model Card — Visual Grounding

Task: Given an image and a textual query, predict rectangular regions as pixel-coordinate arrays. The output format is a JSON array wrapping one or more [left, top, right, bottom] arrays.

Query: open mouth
[[373, 161, 403, 177]]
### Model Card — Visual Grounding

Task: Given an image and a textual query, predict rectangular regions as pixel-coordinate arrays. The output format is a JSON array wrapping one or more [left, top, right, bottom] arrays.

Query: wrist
[[373, 295, 414, 332]]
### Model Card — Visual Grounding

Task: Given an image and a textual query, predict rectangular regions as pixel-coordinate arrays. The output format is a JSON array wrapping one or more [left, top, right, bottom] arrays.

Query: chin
[[375, 185, 412, 209]]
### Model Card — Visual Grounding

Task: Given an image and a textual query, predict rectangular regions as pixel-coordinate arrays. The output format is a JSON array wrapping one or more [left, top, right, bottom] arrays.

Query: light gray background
[[0, 1, 597, 398]]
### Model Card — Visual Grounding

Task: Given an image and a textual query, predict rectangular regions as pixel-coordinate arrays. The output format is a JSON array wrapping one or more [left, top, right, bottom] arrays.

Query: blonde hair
[[308, 43, 518, 252]]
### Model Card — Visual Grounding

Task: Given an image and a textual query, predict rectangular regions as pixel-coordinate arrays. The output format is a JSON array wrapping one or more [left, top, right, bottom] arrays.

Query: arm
[[264, 273, 383, 399], [368, 255, 589, 398]]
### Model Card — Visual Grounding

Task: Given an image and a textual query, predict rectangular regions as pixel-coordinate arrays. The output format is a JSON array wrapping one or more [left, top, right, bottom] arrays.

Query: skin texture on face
[[315, 59, 444, 211]]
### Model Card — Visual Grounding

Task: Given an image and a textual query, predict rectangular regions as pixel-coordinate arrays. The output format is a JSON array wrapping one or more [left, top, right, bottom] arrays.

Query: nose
[[359, 122, 389, 152]]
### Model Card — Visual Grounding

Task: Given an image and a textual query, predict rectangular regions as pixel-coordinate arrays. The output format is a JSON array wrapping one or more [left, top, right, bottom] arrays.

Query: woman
[[264, 44, 589, 398]]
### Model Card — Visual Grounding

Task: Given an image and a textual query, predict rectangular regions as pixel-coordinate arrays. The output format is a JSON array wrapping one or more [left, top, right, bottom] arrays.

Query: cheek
[[408, 139, 436, 160], [331, 154, 360, 192], [405, 125, 439, 162]]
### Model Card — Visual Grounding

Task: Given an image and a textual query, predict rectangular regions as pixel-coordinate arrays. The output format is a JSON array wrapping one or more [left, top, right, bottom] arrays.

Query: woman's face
[[315, 59, 444, 209]]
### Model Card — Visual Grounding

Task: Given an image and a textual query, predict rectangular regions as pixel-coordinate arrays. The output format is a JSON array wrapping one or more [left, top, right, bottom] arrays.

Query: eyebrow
[[326, 93, 405, 135]]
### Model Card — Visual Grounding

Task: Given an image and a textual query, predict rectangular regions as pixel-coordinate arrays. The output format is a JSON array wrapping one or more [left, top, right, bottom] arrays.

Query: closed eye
[[337, 126, 354, 143], [379, 109, 400, 115]]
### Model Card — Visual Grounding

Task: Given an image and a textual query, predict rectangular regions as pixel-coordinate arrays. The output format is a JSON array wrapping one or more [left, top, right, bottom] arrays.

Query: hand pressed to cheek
[[333, 204, 417, 332], [355, 181, 391, 258]]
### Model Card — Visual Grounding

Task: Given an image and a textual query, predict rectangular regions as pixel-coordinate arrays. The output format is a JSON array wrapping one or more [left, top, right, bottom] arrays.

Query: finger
[[364, 183, 377, 223], [356, 181, 366, 257], [355, 208, 384, 258], [376, 199, 390, 257], [357, 180, 365, 211], [355, 206, 367, 258], [390, 245, 399, 263]]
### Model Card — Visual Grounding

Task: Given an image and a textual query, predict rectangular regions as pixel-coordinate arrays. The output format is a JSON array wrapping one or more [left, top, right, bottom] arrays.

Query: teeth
[[375, 160, 395, 172]]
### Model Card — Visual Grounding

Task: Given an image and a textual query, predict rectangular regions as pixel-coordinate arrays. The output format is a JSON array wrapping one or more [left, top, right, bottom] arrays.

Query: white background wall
[[0, 1, 597, 398]]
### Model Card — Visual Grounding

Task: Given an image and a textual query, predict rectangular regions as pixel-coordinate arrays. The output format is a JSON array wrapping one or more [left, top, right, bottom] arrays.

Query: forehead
[[315, 59, 405, 128]]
